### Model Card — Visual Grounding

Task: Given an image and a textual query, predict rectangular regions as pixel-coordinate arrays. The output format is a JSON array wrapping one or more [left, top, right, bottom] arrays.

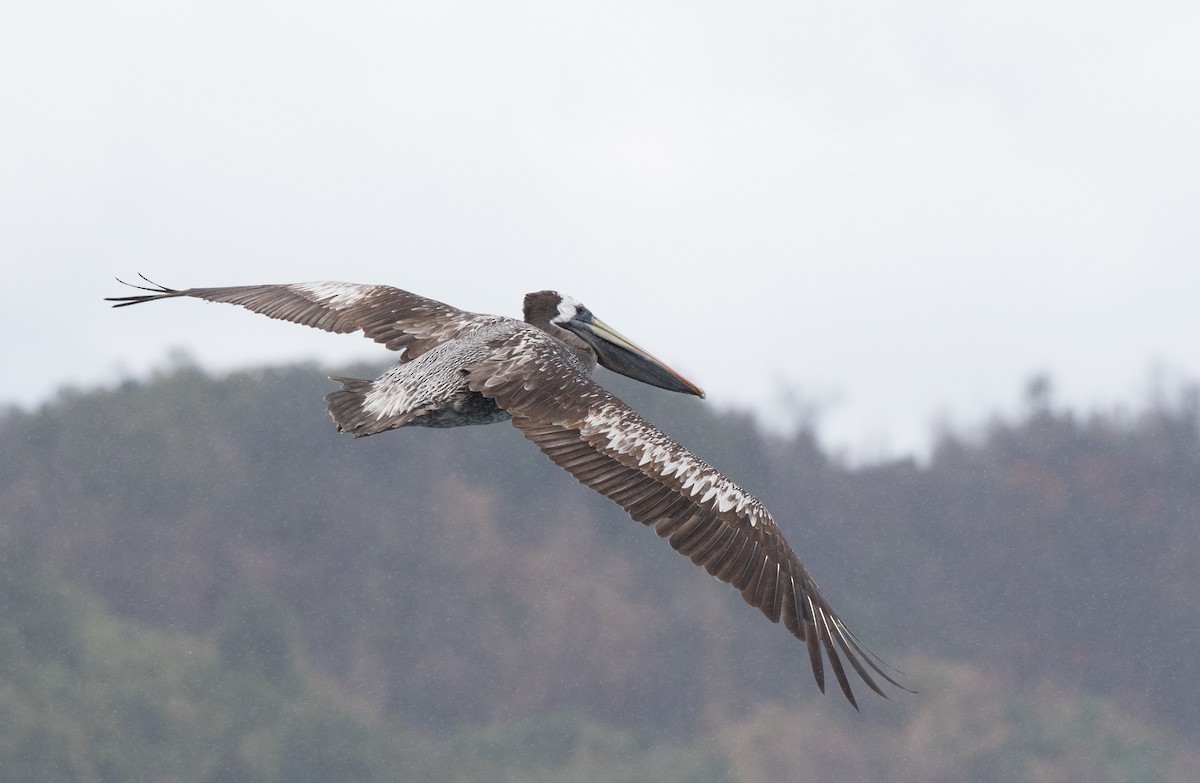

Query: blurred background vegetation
[[1, 359, 1197, 782]]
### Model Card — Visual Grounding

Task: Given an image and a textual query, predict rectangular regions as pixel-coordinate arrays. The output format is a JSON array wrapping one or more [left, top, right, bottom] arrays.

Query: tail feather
[[326, 376, 390, 437]]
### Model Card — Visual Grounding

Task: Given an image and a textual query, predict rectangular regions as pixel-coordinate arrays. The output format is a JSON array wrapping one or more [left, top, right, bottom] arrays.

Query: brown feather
[[106, 280, 499, 361], [109, 277, 903, 706], [463, 348, 899, 706]]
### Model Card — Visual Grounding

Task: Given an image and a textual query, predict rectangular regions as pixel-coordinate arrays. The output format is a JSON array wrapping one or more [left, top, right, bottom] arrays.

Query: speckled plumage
[[107, 277, 904, 707]]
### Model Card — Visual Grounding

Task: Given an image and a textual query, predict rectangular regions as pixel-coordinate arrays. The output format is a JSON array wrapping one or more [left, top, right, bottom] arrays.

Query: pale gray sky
[[3, 1, 1197, 458]]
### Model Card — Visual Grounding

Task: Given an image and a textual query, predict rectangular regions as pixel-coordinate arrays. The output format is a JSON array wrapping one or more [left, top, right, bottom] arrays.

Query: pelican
[[106, 276, 903, 707]]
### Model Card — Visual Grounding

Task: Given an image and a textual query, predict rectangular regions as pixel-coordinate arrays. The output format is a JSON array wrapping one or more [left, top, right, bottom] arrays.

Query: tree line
[[1, 361, 1196, 781]]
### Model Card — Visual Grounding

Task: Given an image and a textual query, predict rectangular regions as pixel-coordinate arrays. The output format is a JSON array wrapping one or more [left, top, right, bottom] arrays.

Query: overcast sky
[[3, 1, 1197, 459]]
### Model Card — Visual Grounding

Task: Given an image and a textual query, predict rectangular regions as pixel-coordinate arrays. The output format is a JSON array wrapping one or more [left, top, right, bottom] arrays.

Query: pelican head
[[523, 291, 705, 398]]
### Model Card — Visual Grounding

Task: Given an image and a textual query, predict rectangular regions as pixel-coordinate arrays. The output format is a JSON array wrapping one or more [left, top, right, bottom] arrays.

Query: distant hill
[[1, 361, 1197, 781]]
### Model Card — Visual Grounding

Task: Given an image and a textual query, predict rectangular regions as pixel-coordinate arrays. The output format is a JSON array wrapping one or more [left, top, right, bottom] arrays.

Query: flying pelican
[[107, 276, 903, 707]]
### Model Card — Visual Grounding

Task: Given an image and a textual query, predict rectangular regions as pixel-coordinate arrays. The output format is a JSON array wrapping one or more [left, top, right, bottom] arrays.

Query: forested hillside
[[2, 360, 1197, 781]]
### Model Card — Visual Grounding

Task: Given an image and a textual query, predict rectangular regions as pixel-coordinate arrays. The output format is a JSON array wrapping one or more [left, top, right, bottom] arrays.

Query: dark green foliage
[[215, 592, 299, 687], [0, 533, 82, 672], [444, 712, 736, 782], [1, 363, 1199, 780], [0, 562, 413, 782]]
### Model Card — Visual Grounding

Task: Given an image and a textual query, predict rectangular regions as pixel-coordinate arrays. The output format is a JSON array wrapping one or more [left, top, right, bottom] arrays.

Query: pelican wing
[[466, 333, 900, 707], [106, 278, 501, 361]]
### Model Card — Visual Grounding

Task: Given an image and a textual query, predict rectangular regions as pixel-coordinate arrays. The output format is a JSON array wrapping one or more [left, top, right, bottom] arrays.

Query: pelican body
[[106, 277, 902, 707]]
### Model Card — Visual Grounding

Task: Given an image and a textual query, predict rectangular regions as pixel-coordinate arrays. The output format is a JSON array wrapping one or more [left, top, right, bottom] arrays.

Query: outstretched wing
[[105, 276, 503, 361], [465, 331, 903, 707]]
